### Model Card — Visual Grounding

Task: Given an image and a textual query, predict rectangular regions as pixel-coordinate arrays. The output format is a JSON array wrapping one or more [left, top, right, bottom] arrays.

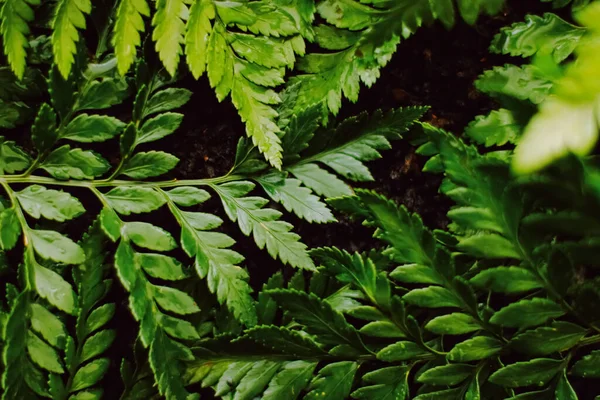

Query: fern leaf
[[165, 188, 257, 326], [490, 13, 585, 63], [0, 0, 40, 79], [51, 0, 92, 78], [256, 173, 335, 223], [262, 360, 317, 400], [465, 109, 521, 147], [475, 65, 553, 105], [152, 0, 188, 76], [212, 181, 314, 271], [185, 0, 214, 79], [351, 365, 410, 399], [305, 361, 358, 400], [113, 0, 150, 76]]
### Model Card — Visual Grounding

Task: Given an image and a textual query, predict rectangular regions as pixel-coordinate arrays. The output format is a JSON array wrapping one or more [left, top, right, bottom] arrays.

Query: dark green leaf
[[0, 207, 21, 250], [470, 266, 542, 294], [447, 336, 503, 362], [403, 286, 460, 308], [77, 78, 129, 110], [143, 88, 192, 118], [571, 350, 600, 378], [425, 313, 481, 335], [62, 114, 125, 142], [377, 341, 429, 362], [42, 145, 111, 180], [417, 364, 474, 386], [105, 187, 166, 215], [31, 103, 58, 152], [305, 361, 358, 400], [510, 322, 587, 355], [489, 358, 564, 387], [137, 112, 183, 145], [490, 298, 565, 329], [70, 358, 110, 392], [122, 151, 179, 179]]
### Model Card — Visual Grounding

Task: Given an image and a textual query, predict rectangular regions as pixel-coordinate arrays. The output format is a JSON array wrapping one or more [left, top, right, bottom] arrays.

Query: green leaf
[[238, 325, 325, 357], [152, 0, 187, 76], [571, 350, 600, 378], [138, 253, 188, 281], [42, 145, 111, 180], [29, 303, 67, 349], [470, 266, 543, 294], [185, 0, 214, 79], [377, 341, 429, 362], [287, 163, 352, 199], [0, 207, 21, 250], [172, 201, 256, 326], [113, 0, 150, 75], [27, 330, 64, 373], [143, 88, 192, 118], [77, 78, 129, 111], [510, 322, 587, 356], [70, 358, 110, 392], [267, 289, 365, 349], [86, 304, 115, 334], [17, 185, 84, 222], [215, 181, 314, 270], [351, 365, 409, 400], [0, 138, 31, 174], [105, 187, 166, 215], [81, 330, 116, 363], [51, 0, 91, 78], [152, 285, 200, 315], [305, 361, 358, 400], [30, 229, 85, 264], [31, 103, 58, 152], [122, 151, 179, 179], [390, 264, 443, 285], [0, 0, 40, 79], [447, 336, 503, 362], [465, 109, 521, 147], [263, 361, 317, 400], [490, 298, 565, 329], [359, 321, 405, 338], [490, 13, 585, 63], [99, 207, 121, 241], [403, 286, 460, 308], [31, 258, 77, 314], [489, 358, 565, 387], [417, 364, 474, 386], [555, 371, 578, 400], [137, 112, 183, 145], [475, 65, 552, 105], [257, 174, 335, 223], [62, 114, 125, 142], [165, 186, 210, 207], [122, 221, 176, 251]]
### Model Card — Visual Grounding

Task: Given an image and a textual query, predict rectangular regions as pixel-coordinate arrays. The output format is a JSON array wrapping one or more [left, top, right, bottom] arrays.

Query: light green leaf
[[305, 361, 358, 400], [466, 109, 521, 147], [51, 0, 91, 78], [152, 285, 200, 315], [390, 264, 443, 285], [99, 207, 121, 241], [359, 321, 405, 338], [31, 258, 77, 314], [27, 330, 64, 373], [232, 360, 280, 400], [489, 358, 564, 387], [288, 163, 352, 199], [29, 303, 67, 349], [105, 186, 166, 215], [447, 336, 503, 362], [30, 229, 85, 264], [62, 114, 125, 142], [152, 0, 188, 76], [0, 0, 40, 79], [165, 186, 210, 206], [185, 0, 214, 79], [475, 65, 552, 105], [470, 266, 543, 294], [42, 145, 111, 180], [17, 185, 84, 222], [122, 221, 176, 251], [86, 304, 115, 334], [510, 322, 587, 356], [113, 0, 149, 75], [122, 151, 179, 179], [490, 298, 565, 329], [513, 98, 598, 175]]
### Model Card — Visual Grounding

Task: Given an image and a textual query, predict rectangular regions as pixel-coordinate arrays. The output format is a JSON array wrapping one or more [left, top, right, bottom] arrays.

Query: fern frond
[[0, 0, 39, 79], [112, 0, 150, 76], [152, 0, 188, 76], [51, 0, 92, 78]]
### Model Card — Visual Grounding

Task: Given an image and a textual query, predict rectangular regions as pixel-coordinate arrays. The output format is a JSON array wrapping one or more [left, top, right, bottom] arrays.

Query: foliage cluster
[[0, 0, 599, 399]]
